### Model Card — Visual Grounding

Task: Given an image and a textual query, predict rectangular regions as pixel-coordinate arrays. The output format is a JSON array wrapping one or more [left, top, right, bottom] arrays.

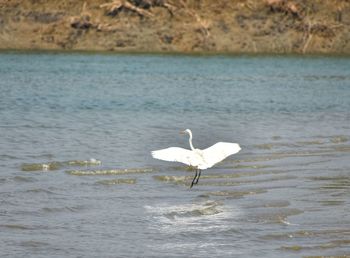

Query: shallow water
[[0, 52, 349, 257]]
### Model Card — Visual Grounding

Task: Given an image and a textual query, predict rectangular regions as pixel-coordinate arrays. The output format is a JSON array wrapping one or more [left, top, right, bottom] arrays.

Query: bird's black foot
[[190, 169, 198, 188], [194, 170, 201, 185]]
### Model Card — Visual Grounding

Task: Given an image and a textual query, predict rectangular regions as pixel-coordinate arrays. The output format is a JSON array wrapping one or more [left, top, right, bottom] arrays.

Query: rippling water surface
[[0, 52, 349, 257]]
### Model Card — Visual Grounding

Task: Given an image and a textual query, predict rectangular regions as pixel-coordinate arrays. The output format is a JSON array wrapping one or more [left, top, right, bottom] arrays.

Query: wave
[[96, 178, 136, 185], [246, 200, 290, 208], [262, 228, 350, 241], [229, 164, 272, 169], [41, 205, 85, 213], [253, 136, 349, 152], [67, 168, 154, 176], [13, 176, 37, 182], [204, 189, 267, 199], [0, 224, 33, 230], [309, 175, 350, 191], [153, 175, 187, 185], [19, 240, 49, 248], [153, 170, 290, 188], [282, 239, 350, 252], [25, 188, 57, 194], [333, 145, 350, 152], [330, 135, 348, 143], [245, 208, 303, 225], [145, 200, 225, 220], [21, 158, 102, 171], [0, 154, 20, 160]]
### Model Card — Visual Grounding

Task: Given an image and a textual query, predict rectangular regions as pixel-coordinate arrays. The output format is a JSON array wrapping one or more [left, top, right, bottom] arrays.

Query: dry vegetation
[[0, 0, 349, 53]]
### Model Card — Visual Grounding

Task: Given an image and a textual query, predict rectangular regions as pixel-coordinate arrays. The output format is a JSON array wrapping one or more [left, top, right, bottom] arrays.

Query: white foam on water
[[144, 200, 240, 234]]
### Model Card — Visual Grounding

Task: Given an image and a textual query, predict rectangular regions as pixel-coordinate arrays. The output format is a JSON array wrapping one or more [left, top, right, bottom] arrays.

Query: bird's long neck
[[188, 131, 194, 150]]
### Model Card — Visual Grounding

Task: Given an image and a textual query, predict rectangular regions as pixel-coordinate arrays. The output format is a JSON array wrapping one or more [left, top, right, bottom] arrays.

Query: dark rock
[[70, 15, 92, 29], [161, 35, 173, 44]]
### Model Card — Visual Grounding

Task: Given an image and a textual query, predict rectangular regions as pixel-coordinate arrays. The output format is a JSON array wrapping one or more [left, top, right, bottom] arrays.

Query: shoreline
[[1, 48, 350, 58]]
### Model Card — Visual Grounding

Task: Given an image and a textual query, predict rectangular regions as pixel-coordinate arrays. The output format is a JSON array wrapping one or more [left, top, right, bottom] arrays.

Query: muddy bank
[[0, 0, 350, 54]]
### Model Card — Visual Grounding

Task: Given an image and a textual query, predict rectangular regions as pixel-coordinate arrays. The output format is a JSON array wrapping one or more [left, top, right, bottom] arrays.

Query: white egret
[[151, 129, 241, 188]]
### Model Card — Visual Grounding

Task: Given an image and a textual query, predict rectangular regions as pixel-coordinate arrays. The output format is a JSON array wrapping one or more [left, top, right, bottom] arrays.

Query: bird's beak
[[179, 130, 186, 135]]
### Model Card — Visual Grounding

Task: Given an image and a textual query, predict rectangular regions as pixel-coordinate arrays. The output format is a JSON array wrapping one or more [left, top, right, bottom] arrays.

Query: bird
[[151, 129, 241, 188]]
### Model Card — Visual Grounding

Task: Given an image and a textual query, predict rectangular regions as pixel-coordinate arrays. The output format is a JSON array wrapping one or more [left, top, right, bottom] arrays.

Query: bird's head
[[180, 129, 192, 135]]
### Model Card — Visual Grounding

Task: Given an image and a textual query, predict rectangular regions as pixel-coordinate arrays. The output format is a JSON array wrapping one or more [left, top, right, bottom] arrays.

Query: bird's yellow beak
[[179, 130, 186, 135]]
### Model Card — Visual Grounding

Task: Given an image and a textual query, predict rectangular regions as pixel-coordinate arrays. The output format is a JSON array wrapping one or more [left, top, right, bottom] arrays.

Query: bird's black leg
[[190, 169, 198, 188], [195, 170, 201, 184]]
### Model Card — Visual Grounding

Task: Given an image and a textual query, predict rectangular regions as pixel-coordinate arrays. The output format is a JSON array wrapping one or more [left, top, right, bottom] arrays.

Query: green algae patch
[[281, 245, 302, 251]]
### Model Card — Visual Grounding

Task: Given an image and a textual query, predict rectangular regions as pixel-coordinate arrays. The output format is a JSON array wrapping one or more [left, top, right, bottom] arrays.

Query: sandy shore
[[0, 0, 349, 54]]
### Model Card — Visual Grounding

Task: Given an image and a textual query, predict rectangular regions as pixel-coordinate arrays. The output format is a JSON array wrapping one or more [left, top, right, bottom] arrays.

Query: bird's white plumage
[[151, 130, 241, 170], [201, 142, 241, 169], [151, 147, 198, 167]]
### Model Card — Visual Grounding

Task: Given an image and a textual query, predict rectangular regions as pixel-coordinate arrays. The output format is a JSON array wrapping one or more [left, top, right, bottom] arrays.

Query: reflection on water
[[0, 53, 349, 258]]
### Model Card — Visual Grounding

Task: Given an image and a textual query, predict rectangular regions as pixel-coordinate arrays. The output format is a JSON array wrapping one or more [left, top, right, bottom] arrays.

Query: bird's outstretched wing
[[151, 147, 197, 167], [202, 142, 241, 168]]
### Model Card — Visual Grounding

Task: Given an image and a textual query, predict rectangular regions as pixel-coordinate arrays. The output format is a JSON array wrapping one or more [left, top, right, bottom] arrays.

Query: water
[[0, 52, 349, 258]]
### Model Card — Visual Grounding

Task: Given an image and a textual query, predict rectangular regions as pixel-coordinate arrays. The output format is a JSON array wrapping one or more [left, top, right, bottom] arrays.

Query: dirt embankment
[[0, 0, 350, 54]]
